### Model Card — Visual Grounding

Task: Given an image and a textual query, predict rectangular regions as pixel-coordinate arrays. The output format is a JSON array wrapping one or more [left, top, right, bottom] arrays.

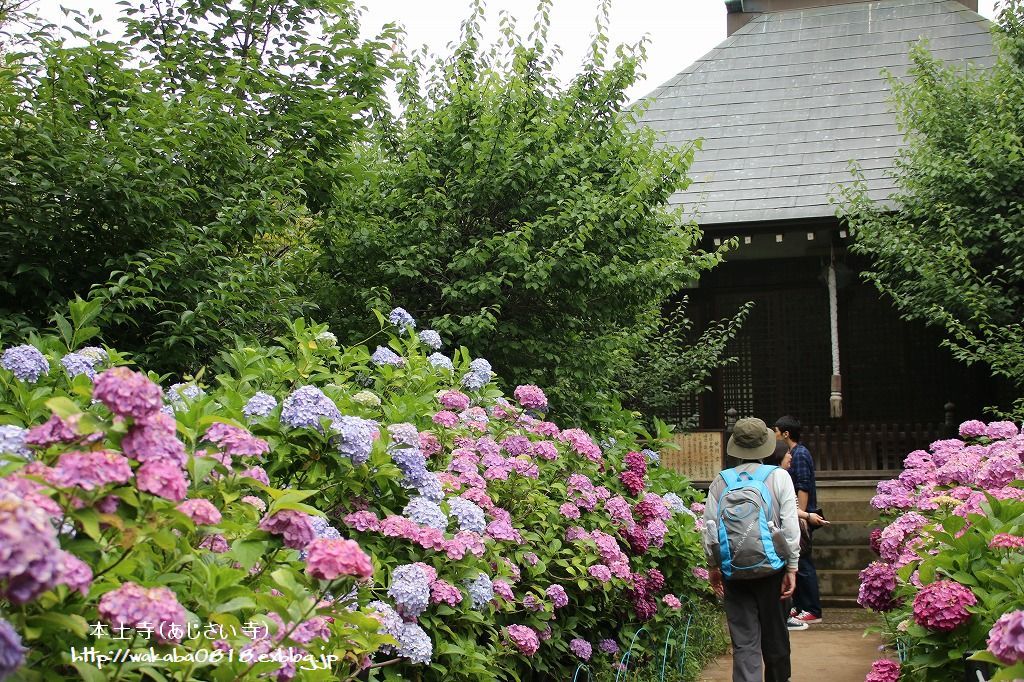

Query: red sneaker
[[794, 611, 822, 624], [789, 607, 798, 618]]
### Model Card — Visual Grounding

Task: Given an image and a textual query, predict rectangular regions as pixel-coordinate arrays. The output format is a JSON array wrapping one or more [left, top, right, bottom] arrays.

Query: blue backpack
[[715, 465, 788, 580]]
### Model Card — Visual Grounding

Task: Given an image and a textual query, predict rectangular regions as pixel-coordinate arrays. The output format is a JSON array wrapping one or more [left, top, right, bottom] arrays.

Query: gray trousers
[[723, 571, 791, 682]]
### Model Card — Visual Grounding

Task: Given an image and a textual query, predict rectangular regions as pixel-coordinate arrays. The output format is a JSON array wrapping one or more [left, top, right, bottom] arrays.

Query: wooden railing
[[803, 422, 943, 480]]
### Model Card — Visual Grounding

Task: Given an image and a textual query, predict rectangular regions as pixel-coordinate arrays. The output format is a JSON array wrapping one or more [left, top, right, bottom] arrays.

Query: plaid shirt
[[788, 443, 817, 511]]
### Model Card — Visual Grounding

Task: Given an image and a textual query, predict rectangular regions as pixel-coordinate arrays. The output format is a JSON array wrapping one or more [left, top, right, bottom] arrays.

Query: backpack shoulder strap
[[719, 468, 739, 487], [751, 464, 778, 482]]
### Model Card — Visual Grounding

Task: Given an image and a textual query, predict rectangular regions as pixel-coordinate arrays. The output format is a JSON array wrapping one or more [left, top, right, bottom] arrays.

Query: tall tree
[[0, 1, 394, 371], [840, 1, 1024, 418], [317, 1, 736, 423]]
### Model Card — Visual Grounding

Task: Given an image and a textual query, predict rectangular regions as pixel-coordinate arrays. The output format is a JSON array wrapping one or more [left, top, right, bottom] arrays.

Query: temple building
[[639, 0, 1005, 480]]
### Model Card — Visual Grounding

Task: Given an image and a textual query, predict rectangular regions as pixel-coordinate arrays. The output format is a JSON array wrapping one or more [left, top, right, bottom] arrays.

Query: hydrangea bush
[[859, 420, 1024, 681], [0, 310, 720, 680]]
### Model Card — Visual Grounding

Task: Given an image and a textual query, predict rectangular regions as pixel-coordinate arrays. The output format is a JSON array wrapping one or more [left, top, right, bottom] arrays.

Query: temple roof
[[636, 0, 995, 226]]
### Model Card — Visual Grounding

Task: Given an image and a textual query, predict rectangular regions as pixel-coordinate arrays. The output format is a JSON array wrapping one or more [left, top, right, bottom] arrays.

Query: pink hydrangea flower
[[240, 466, 270, 486], [198, 534, 229, 553], [304, 538, 373, 580], [987, 421, 1020, 440], [569, 638, 592, 661], [122, 413, 186, 466], [259, 510, 316, 549], [558, 429, 601, 461], [663, 594, 682, 609], [432, 411, 460, 428], [513, 385, 548, 411], [93, 367, 163, 420], [492, 578, 515, 602], [857, 562, 900, 612], [343, 511, 380, 532], [418, 432, 441, 457], [559, 502, 581, 520], [546, 584, 568, 609], [430, 579, 463, 606], [439, 391, 471, 411], [176, 498, 222, 525], [241, 495, 267, 512], [692, 567, 710, 581], [958, 420, 987, 438], [989, 533, 1024, 549], [203, 423, 269, 457], [50, 451, 133, 491], [588, 565, 612, 582], [98, 582, 187, 643], [505, 625, 539, 656], [136, 461, 189, 501], [24, 414, 78, 448], [56, 551, 92, 596], [912, 580, 976, 631]]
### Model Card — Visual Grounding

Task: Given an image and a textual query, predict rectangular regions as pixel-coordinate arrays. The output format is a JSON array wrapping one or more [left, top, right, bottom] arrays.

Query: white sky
[[28, 0, 999, 101]]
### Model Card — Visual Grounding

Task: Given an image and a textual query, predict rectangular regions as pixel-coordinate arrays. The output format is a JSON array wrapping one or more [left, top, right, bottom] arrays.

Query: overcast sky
[[29, 0, 1000, 101]]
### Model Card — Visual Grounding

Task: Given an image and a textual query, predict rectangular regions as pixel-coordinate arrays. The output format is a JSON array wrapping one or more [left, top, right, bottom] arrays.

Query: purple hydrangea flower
[[642, 448, 660, 465], [428, 353, 454, 371], [447, 497, 486, 533], [464, 573, 494, 609], [0, 426, 29, 460], [371, 346, 405, 367], [388, 564, 431, 619], [0, 617, 27, 678], [987, 610, 1024, 664], [242, 392, 278, 420], [93, 367, 163, 420], [569, 638, 592, 660], [97, 582, 187, 643], [259, 510, 316, 549], [404, 496, 448, 531], [332, 416, 376, 465], [388, 307, 416, 332], [397, 622, 432, 664], [368, 600, 403, 646], [165, 383, 205, 406], [546, 584, 568, 609], [280, 386, 341, 431], [599, 639, 619, 654], [0, 494, 62, 603], [1, 345, 49, 383], [418, 330, 442, 350], [913, 580, 976, 631], [857, 562, 901, 612], [60, 353, 95, 380]]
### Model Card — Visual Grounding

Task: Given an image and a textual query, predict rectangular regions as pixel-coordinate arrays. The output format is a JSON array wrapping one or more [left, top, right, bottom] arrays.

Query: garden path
[[698, 608, 885, 681]]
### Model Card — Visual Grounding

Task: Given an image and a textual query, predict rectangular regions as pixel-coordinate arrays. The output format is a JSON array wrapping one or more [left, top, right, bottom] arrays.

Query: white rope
[[828, 249, 843, 418]]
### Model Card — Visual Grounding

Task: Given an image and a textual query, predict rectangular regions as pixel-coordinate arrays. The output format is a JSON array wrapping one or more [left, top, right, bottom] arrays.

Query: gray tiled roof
[[636, 0, 995, 226]]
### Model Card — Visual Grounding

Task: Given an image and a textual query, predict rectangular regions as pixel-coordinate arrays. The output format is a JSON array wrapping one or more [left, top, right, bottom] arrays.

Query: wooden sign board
[[661, 431, 724, 485]]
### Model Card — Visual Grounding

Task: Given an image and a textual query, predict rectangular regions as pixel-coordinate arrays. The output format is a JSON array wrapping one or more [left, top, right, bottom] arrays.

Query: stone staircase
[[814, 482, 881, 608]]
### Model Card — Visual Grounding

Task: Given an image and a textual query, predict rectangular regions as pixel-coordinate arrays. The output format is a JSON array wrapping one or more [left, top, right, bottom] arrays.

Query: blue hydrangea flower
[[1, 345, 49, 383], [368, 600, 403, 653], [662, 492, 694, 518], [397, 622, 432, 665], [0, 425, 30, 460], [387, 423, 419, 446], [428, 353, 454, 372], [309, 516, 342, 540], [371, 346, 405, 367], [415, 472, 444, 502], [417, 330, 442, 350], [447, 497, 486, 533], [243, 392, 278, 420], [469, 358, 491, 375], [60, 353, 95, 380], [642, 448, 660, 466], [460, 370, 489, 391], [280, 386, 341, 431], [388, 564, 430, 619], [464, 573, 494, 609], [166, 382, 205, 406], [388, 307, 416, 332], [332, 416, 376, 465], [391, 446, 429, 487], [404, 496, 448, 531]]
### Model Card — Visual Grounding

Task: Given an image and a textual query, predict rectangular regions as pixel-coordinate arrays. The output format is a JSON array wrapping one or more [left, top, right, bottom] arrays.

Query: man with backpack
[[703, 417, 802, 682]]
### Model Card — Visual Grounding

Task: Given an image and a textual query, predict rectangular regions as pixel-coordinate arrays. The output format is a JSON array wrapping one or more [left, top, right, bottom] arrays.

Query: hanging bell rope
[[828, 247, 843, 418]]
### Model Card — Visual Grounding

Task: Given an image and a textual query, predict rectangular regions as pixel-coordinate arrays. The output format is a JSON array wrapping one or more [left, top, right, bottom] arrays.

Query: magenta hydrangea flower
[[620, 470, 645, 497], [439, 390, 470, 411], [305, 538, 373, 581], [987, 610, 1024, 664], [259, 510, 316, 549], [93, 367, 163, 420], [987, 421, 1020, 440], [857, 562, 901, 612], [513, 385, 548, 411], [530, 441, 558, 460], [432, 411, 460, 428], [506, 625, 540, 656], [989, 533, 1024, 549], [865, 659, 900, 682], [693, 567, 710, 581], [176, 498, 222, 525], [24, 414, 78, 448], [50, 450, 133, 491], [136, 461, 189, 501], [0, 495, 61, 603], [203, 423, 269, 457], [57, 551, 93, 596], [97, 582, 187, 643], [912, 580, 976, 631], [122, 413, 186, 467], [879, 512, 928, 564], [429, 579, 463, 606], [569, 638, 592, 661]]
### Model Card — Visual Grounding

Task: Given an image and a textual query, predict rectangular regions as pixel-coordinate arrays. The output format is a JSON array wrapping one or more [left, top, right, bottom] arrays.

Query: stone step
[[813, 544, 875, 571], [812, 500, 879, 523], [814, 521, 879, 545], [820, 595, 862, 610], [818, 569, 863, 597]]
